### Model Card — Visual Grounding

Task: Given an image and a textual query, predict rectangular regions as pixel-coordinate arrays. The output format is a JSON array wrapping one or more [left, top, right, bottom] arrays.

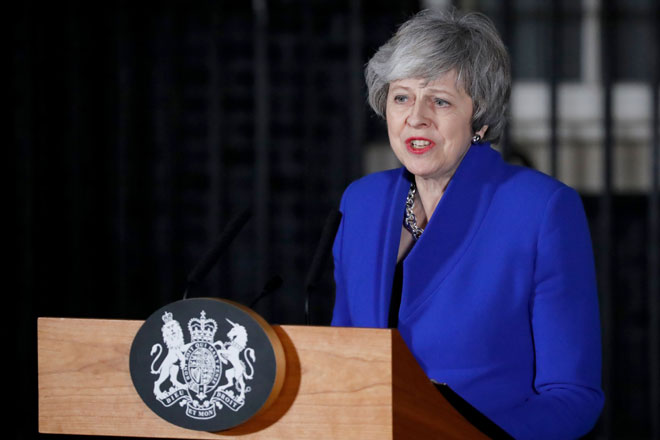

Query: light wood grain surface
[[38, 318, 487, 439]]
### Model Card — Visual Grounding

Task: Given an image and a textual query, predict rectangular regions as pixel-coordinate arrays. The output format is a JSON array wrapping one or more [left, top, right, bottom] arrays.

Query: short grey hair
[[365, 9, 511, 144]]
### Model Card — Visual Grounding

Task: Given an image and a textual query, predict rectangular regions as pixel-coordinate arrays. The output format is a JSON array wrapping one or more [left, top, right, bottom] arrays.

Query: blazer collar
[[381, 143, 502, 325], [375, 167, 411, 326]]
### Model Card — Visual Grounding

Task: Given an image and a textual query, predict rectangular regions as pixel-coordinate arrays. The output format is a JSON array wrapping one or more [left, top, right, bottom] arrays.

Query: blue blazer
[[332, 144, 604, 439]]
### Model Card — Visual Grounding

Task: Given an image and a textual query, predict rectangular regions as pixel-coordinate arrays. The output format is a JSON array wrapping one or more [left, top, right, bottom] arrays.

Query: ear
[[475, 125, 489, 138]]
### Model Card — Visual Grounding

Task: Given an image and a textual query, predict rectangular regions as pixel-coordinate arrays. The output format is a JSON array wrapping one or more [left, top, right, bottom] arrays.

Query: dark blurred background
[[12, 0, 658, 439]]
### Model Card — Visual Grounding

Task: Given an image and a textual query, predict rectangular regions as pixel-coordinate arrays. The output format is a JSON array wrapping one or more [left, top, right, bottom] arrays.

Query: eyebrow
[[425, 87, 458, 98], [389, 85, 412, 93], [389, 84, 458, 98]]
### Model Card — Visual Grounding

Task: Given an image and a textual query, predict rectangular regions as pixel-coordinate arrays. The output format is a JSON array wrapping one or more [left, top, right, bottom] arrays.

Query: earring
[[472, 134, 481, 144]]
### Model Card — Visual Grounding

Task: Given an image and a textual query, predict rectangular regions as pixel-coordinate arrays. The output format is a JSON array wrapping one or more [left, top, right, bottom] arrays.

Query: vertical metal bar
[[116, 5, 130, 313], [14, 5, 35, 434], [599, 0, 613, 436], [582, 0, 600, 84], [500, 0, 513, 159], [649, 3, 660, 437], [172, 7, 187, 302], [66, 5, 83, 313], [549, 2, 559, 178], [153, 8, 179, 304], [207, 5, 222, 297], [302, 1, 316, 249], [650, 83, 659, 440], [348, 0, 363, 181], [253, 0, 269, 293]]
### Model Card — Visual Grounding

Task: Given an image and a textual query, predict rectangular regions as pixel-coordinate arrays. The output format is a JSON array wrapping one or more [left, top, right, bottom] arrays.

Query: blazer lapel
[[375, 168, 411, 327], [399, 144, 501, 322]]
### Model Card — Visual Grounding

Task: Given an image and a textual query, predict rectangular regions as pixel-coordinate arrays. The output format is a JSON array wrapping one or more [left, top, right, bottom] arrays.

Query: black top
[[388, 259, 404, 328]]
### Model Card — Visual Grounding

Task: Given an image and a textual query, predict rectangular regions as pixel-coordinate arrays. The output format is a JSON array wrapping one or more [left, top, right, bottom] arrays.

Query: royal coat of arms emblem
[[130, 298, 284, 431], [150, 310, 256, 419]]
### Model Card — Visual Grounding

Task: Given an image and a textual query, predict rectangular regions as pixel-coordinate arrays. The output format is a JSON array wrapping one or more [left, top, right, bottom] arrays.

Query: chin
[[402, 160, 446, 179], [405, 168, 443, 181]]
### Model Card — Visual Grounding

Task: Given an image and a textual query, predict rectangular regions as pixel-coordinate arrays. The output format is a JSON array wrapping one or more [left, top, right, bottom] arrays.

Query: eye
[[434, 98, 450, 107], [393, 94, 408, 104]]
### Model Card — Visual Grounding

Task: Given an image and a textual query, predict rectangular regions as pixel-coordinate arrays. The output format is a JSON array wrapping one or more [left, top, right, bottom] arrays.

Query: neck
[[414, 175, 451, 223]]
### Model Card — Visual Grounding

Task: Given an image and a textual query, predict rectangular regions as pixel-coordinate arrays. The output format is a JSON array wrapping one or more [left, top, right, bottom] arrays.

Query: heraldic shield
[[130, 298, 285, 432]]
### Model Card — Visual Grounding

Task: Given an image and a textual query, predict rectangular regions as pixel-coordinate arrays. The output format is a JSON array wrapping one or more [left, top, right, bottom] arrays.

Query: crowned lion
[[150, 312, 189, 399]]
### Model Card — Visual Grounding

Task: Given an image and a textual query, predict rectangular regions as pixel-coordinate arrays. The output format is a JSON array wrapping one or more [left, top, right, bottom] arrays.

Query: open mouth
[[406, 138, 435, 154]]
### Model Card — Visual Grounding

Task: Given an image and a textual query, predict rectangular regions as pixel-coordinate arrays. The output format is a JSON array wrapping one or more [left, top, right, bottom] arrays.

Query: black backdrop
[[12, 1, 658, 439], [13, 1, 418, 438]]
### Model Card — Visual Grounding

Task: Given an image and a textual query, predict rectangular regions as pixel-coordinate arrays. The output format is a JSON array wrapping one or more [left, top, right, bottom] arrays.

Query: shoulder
[[468, 144, 573, 208], [500, 160, 568, 200], [495, 160, 582, 215], [485, 160, 591, 251], [343, 167, 403, 195], [339, 167, 404, 210], [465, 148, 587, 236]]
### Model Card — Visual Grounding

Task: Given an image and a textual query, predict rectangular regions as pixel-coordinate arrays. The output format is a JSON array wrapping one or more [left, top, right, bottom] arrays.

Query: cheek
[[385, 113, 401, 138], [442, 116, 472, 142], [387, 128, 401, 152]]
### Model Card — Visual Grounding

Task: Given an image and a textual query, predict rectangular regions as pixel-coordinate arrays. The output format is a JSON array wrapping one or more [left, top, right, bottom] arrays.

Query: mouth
[[406, 138, 435, 154]]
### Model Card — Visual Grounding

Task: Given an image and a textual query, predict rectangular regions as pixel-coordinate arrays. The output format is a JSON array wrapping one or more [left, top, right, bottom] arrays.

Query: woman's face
[[386, 70, 486, 184]]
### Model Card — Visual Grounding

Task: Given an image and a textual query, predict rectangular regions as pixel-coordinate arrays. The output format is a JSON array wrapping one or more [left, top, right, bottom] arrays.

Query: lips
[[406, 137, 435, 155]]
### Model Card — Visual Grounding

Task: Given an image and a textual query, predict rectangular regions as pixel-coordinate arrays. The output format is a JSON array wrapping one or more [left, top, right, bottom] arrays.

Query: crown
[[162, 311, 173, 323], [188, 310, 218, 343]]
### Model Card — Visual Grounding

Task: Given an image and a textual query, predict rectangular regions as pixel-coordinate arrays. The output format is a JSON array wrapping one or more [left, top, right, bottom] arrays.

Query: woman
[[331, 9, 604, 440]]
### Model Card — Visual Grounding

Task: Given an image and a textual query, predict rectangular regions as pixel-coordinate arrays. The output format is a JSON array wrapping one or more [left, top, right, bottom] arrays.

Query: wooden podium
[[38, 318, 491, 439]]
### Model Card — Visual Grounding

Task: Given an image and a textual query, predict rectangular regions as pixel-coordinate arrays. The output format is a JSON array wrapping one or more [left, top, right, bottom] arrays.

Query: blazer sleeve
[[331, 184, 351, 326], [496, 186, 605, 439]]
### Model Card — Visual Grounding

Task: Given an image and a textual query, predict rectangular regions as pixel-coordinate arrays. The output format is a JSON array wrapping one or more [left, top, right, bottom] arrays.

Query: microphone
[[304, 209, 343, 325], [183, 207, 252, 299], [249, 275, 284, 309]]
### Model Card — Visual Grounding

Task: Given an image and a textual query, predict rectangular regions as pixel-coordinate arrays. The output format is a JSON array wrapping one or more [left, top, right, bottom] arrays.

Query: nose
[[407, 100, 431, 128]]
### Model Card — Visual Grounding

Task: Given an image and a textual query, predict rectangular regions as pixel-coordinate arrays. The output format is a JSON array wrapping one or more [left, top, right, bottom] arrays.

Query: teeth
[[410, 140, 431, 148]]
